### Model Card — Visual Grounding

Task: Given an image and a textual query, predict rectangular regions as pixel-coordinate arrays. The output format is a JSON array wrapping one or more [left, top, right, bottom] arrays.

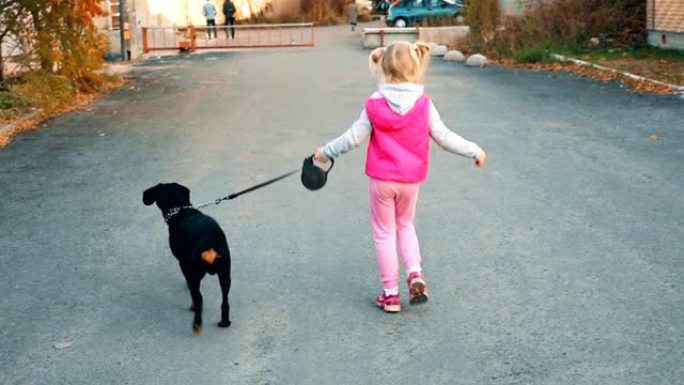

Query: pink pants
[[369, 179, 422, 291]]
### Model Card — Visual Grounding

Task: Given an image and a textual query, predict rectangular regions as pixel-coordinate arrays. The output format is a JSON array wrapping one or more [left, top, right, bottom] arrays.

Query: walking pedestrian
[[348, 0, 358, 31], [312, 41, 487, 313], [223, 0, 236, 40], [203, 0, 218, 39]]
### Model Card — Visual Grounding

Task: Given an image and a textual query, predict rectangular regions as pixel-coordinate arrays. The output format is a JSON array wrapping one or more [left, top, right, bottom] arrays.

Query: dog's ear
[[170, 183, 191, 204], [142, 184, 160, 206]]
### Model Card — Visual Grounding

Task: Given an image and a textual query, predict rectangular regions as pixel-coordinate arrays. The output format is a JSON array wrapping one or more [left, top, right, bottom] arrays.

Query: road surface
[[1, 23, 683, 385]]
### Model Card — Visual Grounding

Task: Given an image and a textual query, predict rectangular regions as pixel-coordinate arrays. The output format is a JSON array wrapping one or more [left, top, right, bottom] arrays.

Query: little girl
[[313, 41, 487, 313]]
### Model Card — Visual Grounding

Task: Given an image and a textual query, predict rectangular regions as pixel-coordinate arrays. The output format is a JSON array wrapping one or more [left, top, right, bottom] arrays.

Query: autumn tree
[[1, 0, 108, 91]]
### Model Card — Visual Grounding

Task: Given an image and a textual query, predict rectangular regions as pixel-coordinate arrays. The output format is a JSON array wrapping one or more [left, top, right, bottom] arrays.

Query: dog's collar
[[164, 205, 194, 223]]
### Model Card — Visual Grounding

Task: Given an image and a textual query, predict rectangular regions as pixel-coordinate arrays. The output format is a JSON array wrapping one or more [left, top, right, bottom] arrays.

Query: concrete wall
[[362, 26, 470, 49], [362, 28, 418, 49], [418, 26, 469, 49], [648, 31, 684, 50]]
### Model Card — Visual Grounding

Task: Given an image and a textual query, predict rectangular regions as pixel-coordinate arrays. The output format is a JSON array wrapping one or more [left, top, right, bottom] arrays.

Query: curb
[[551, 53, 684, 96], [0, 109, 43, 137]]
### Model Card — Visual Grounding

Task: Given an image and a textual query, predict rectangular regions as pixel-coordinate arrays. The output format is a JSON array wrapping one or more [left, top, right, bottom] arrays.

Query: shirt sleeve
[[428, 101, 483, 158], [321, 109, 373, 159]]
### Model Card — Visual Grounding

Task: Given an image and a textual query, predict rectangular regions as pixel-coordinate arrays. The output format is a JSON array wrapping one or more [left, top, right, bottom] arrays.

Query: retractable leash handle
[[301, 154, 335, 191]]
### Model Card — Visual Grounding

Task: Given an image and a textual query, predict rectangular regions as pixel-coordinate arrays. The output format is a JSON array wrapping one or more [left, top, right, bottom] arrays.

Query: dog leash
[[193, 169, 299, 210]]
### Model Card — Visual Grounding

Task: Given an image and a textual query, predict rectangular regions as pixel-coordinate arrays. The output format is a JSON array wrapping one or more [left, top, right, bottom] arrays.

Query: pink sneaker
[[407, 272, 429, 305], [375, 293, 401, 313]]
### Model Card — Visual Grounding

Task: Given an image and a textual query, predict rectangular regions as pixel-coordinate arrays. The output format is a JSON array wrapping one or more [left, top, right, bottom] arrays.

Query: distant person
[[348, 0, 358, 31], [377, 0, 390, 15], [223, 0, 236, 40], [311, 42, 487, 313], [203, 0, 218, 39]]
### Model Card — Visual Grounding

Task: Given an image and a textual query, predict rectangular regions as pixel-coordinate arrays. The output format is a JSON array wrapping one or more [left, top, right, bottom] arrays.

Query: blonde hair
[[368, 41, 432, 84]]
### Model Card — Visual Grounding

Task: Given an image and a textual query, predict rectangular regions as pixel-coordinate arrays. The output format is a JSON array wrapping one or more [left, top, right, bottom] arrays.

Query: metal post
[[312, 23, 315, 47], [142, 27, 148, 53], [119, 0, 126, 60]]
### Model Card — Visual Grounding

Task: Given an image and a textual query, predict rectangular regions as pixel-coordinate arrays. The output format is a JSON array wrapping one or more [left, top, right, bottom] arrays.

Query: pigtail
[[368, 47, 386, 75], [413, 42, 432, 72]]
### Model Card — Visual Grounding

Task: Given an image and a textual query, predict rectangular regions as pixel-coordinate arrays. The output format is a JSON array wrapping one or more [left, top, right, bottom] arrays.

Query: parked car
[[386, 0, 463, 28]]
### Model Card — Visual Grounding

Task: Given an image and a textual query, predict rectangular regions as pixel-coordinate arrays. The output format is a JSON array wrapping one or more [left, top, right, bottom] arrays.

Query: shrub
[[0, 90, 29, 122], [301, 0, 346, 23], [513, 45, 551, 63], [0, 91, 28, 110], [12, 71, 75, 114], [462, 0, 499, 51], [464, 0, 648, 60]]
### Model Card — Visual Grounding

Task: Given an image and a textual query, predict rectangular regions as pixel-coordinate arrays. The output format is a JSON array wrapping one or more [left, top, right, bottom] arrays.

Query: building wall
[[647, 0, 684, 49], [647, 0, 684, 32]]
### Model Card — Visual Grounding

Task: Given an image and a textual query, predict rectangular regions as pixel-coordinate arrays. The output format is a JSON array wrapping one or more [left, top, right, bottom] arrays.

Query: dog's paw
[[192, 323, 203, 335], [217, 319, 231, 328]]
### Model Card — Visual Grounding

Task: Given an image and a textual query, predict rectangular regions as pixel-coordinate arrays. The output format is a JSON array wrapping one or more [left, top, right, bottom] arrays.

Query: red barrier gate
[[141, 23, 315, 53]]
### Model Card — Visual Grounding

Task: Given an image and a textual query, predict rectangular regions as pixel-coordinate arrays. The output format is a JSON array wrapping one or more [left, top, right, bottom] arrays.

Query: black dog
[[143, 183, 231, 334]]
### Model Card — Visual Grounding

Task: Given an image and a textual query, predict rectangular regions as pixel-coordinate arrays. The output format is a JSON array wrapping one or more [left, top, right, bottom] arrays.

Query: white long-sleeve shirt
[[321, 83, 483, 161], [203, 2, 217, 19]]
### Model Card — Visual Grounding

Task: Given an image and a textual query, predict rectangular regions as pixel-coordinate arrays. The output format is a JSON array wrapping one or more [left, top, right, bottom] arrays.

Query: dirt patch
[[596, 58, 684, 86], [497, 58, 682, 95]]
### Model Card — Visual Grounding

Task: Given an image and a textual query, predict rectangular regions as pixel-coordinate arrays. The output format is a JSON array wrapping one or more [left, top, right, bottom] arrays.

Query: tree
[[1, 0, 108, 91], [0, 1, 29, 84]]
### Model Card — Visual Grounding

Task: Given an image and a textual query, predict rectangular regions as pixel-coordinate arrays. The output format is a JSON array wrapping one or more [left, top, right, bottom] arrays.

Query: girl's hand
[[314, 148, 329, 163], [475, 151, 486, 167]]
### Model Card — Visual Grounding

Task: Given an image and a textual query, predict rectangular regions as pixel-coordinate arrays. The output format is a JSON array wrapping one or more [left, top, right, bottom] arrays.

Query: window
[[109, 0, 121, 30]]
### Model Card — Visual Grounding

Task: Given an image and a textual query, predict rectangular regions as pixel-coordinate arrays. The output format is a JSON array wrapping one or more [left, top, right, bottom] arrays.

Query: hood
[[378, 83, 425, 115]]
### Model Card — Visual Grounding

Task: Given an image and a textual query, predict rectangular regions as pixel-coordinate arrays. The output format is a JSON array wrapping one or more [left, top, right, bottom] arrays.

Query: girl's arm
[[318, 109, 373, 160], [429, 101, 484, 159]]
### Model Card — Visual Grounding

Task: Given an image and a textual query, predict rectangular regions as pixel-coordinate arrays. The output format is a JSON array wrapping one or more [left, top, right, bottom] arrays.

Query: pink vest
[[365, 94, 430, 183]]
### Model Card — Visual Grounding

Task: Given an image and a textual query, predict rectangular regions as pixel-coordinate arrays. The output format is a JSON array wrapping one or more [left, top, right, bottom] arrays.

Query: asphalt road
[[1, 24, 683, 385]]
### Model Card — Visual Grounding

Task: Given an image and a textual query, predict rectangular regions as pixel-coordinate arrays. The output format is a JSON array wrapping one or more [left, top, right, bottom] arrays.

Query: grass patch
[[513, 46, 553, 63], [555, 45, 684, 62], [0, 68, 123, 148]]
